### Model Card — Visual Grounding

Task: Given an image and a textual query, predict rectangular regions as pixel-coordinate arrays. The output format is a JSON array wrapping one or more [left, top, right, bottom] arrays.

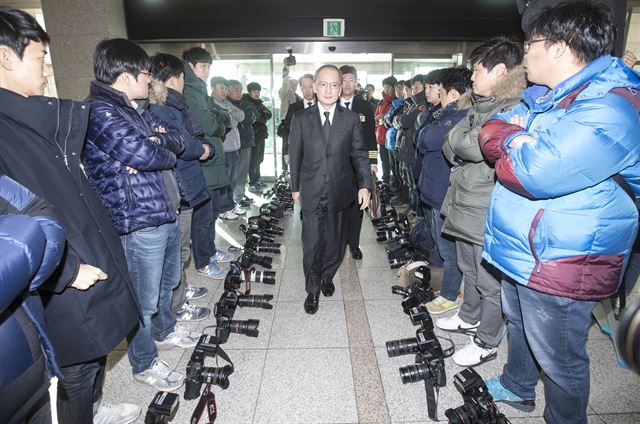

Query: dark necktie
[[307, 101, 312, 108], [323, 111, 331, 141], [345, 101, 351, 110]]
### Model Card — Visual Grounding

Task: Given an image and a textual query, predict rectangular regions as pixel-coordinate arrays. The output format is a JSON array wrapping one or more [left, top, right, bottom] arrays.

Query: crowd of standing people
[[1, 1, 639, 424]]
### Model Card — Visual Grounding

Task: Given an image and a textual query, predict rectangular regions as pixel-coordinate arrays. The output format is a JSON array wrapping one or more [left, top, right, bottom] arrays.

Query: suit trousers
[[302, 190, 350, 294]]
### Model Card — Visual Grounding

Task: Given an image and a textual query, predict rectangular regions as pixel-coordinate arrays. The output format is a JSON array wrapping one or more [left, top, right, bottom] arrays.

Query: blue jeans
[[120, 219, 181, 374], [57, 357, 106, 424], [500, 278, 596, 424], [431, 207, 461, 300]]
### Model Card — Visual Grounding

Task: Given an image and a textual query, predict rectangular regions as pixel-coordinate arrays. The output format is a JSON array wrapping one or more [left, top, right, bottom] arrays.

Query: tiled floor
[[93, 199, 640, 424]]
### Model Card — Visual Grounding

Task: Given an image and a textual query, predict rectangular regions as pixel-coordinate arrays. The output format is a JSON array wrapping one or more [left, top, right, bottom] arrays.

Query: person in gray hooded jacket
[[436, 36, 526, 367]]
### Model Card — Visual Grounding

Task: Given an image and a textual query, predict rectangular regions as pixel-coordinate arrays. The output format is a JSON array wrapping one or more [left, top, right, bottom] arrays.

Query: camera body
[[213, 299, 260, 344], [144, 391, 179, 424], [284, 47, 296, 67], [445, 368, 508, 424], [184, 335, 234, 400], [245, 233, 281, 254], [392, 266, 435, 314], [239, 249, 273, 269]]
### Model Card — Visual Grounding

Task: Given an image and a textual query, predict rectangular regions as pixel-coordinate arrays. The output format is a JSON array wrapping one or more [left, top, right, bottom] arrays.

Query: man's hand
[[370, 165, 378, 173], [358, 188, 370, 210], [126, 166, 138, 174], [292, 192, 300, 204], [155, 125, 166, 133], [199, 144, 211, 160], [284, 154, 289, 165], [508, 115, 525, 127], [71, 264, 108, 290], [509, 134, 537, 148]]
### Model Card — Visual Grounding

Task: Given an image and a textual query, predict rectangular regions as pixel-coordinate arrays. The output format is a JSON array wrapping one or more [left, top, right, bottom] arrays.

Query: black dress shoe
[[321, 280, 335, 297], [351, 246, 363, 260], [304, 292, 320, 314]]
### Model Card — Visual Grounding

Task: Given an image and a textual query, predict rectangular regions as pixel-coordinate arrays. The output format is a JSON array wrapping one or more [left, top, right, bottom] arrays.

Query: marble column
[[40, 0, 126, 100]]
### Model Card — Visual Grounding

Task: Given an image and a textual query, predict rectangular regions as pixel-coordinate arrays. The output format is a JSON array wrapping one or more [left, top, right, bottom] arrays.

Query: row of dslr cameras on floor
[[145, 173, 293, 423]]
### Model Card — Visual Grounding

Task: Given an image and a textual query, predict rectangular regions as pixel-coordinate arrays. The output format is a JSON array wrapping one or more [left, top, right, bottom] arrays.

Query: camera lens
[[386, 338, 419, 357], [237, 294, 274, 309], [202, 365, 233, 390], [257, 255, 273, 269], [251, 270, 276, 284], [444, 403, 480, 424], [229, 319, 260, 337], [399, 362, 430, 384]]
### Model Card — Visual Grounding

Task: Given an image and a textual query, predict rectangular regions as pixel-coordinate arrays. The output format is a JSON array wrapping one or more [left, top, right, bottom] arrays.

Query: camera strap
[[190, 382, 217, 424], [424, 379, 439, 421]]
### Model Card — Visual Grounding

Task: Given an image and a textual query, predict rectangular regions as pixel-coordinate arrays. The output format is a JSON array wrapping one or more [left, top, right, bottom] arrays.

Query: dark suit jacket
[[289, 104, 372, 212]]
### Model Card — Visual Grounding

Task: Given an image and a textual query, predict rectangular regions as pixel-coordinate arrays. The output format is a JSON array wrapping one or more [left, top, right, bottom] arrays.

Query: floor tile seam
[[342, 254, 392, 423]]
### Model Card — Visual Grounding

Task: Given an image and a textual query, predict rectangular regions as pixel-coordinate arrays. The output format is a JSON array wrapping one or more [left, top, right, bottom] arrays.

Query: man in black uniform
[[339, 65, 378, 260]]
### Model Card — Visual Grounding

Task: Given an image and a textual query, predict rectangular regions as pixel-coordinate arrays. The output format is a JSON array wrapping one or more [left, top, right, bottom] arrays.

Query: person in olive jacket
[[182, 47, 235, 279], [437, 37, 526, 368]]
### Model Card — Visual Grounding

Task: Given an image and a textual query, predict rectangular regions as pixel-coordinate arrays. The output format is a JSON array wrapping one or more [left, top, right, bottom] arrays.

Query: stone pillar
[[40, 0, 126, 100]]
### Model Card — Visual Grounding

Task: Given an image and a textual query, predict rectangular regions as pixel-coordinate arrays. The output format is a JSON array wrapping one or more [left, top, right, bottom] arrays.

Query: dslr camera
[[213, 298, 260, 344], [184, 335, 234, 400], [445, 367, 508, 424], [224, 261, 276, 291], [245, 233, 281, 254], [392, 263, 435, 314], [284, 47, 296, 67]]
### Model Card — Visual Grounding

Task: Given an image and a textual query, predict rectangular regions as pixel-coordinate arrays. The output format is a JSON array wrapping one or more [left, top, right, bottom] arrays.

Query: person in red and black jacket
[[374, 76, 397, 188]]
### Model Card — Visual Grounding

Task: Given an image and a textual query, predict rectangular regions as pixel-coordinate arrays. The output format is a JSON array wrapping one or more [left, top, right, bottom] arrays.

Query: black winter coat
[[0, 88, 138, 367], [242, 94, 272, 140]]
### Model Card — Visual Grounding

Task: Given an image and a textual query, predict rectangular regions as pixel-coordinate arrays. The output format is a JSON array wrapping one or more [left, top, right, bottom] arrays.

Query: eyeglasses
[[316, 81, 341, 90], [139, 71, 152, 77], [524, 39, 547, 53]]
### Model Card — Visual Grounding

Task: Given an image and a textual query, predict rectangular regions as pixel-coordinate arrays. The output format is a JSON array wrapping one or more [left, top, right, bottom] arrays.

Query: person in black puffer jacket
[[244, 82, 273, 191]]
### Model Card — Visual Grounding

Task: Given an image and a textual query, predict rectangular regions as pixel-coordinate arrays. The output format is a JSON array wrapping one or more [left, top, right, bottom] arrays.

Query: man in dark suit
[[289, 65, 372, 314], [339, 65, 378, 260], [280, 73, 316, 168]]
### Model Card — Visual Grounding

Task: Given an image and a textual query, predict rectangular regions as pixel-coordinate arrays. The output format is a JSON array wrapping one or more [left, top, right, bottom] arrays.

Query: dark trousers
[[23, 393, 51, 424], [378, 144, 391, 185], [346, 201, 363, 250], [57, 357, 106, 424], [249, 137, 266, 184], [191, 199, 216, 269], [281, 134, 289, 172], [302, 192, 350, 294]]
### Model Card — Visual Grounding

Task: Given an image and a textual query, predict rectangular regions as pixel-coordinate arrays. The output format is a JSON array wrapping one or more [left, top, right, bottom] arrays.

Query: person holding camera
[[279, 74, 316, 170], [436, 37, 526, 367], [479, 2, 640, 422], [245, 83, 273, 192], [289, 64, 372, 314]]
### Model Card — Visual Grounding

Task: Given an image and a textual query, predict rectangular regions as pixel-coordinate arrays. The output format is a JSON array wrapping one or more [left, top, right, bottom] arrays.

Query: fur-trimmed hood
[[458, 64, 527, 110], [148, 79, 168, 105]]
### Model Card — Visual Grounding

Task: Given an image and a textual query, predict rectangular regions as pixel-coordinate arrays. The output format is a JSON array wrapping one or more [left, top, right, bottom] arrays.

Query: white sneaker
[[219, 210, 238, 220], [436, 312, 479, 334], [155, 324, 200, 349], [132, 358, 184, 391], [452, 336, 498, 367], [233, 205, 247, 215], [94, 401, 140, 424]]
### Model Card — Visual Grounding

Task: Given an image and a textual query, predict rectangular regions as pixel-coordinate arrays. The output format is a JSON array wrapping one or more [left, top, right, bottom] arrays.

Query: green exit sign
[[323, 18, 345, 37]]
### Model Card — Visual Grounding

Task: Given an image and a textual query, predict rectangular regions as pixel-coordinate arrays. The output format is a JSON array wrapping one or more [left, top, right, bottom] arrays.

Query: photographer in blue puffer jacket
[[0, 174, 65, 424], [478, 2, 640, 423]]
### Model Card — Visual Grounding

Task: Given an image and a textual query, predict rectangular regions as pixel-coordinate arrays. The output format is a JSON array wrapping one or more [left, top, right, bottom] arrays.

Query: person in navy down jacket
[[479, 2, 640, 423], [416, 67, 471, 316], [84, 38, 200, 393], [148, 52, 212, 323], [0, 175, 64, 424]]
